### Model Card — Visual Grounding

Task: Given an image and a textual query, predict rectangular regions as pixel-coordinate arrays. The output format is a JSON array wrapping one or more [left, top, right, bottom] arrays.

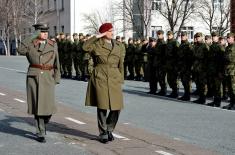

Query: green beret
[[73, 33, 78, 36], [66, 33, 70, 36], [59, 32, 64, 35], [219, 36, 225, 40], [79, 33, 84, 36], [205, 35, 211, 39], [167, 31, 173, 35], [149, 37, 156, 42], [86, 34, 91, 37], [116, 36, 120, 40], [211, 31, 219, 37], [227, 33, 235, 38], [195, 32, 203, 37], [157, 30, 164, 35], [121, 37, 125, 40], [181, 32, 187, 36]]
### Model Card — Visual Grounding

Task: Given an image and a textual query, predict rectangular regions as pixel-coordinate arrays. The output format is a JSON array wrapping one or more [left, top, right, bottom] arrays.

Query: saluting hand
[[96, 32, 107, 38]]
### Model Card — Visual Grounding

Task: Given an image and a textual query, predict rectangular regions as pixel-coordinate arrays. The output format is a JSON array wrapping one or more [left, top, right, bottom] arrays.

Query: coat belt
[[30, 64, 54, 70], [95, 64, 118, 68]]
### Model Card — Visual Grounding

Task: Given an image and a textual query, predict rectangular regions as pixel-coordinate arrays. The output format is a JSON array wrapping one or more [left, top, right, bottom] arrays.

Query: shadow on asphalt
[[0, 115, 98, 143]]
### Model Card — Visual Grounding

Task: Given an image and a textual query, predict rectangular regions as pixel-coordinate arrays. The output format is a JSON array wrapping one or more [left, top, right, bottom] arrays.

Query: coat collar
[[32, 39, 55, 54]]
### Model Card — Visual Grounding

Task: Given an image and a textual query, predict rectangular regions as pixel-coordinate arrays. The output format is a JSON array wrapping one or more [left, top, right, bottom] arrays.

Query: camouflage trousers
[[194, 71, 207, 97], [73, 57, 82, 77], [224, 75, 235, 103], [180, 70, 192, 95]]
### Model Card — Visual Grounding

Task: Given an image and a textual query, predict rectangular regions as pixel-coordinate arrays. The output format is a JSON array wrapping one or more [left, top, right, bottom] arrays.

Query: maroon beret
[[99, 23, 113, 33]]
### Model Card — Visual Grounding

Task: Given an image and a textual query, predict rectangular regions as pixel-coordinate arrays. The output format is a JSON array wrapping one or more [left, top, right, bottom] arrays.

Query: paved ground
[[0, 56, 234, 155]]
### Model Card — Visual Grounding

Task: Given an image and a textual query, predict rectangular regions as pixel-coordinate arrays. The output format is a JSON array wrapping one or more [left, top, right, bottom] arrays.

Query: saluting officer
[[17, 23, 60, 143], [83, 23, 124, 143]]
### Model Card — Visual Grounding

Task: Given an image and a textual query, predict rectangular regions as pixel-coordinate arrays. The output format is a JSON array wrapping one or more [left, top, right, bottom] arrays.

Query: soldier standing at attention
[[222, 33, 235, 110], [147, 37, 158, 94], [154, 30, 167, 96], [72, 33, 83, 80], [141, 38, 149, 82], [17, 23, 60, 143], [219, 37, 229, 100], [83, 23, 124, 143], [178, 32, 194, 101], [64, 34, 73, 79], [192, 32, 209, 104], [57, 32, 66, 78], [207, 32, 224, 107], [205, 35, 213, 97], [165, 31, 180, 98], [134, 38, 143, 81], [125, 38, 135, 80]]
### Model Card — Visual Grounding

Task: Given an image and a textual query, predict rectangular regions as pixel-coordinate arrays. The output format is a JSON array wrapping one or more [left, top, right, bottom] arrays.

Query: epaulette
[[47, 39, 55, 46], [32, 39, 41, 46]]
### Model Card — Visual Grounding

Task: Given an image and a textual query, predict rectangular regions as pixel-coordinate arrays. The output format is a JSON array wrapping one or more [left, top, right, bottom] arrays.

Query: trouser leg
[[35, 116, 46, 137], [106, 110, 120, 132]]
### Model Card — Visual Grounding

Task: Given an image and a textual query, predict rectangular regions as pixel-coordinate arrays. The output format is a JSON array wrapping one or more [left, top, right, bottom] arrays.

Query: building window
[[54, 26, 57, 35], [213, 0, 224, 10], [152, 0, 161, 11], [47, 0, 50, 10], [61, 0, 64, 10], [54, 0, 56, 10], [151, 26, 162, 38], [61, 25, 64, 32], [180, 26, 194, 40]]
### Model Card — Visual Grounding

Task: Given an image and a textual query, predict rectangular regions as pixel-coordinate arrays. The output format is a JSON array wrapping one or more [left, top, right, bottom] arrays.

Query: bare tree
[[155, 0, 196, 37], [113, 0, 153, 38], [82, 12, 103, 34], [197, 0, 230, 35]]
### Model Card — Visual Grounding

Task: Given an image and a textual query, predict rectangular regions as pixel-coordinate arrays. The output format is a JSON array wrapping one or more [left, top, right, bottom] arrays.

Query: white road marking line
[[112, 133, 130, 140], [0, 108, 4, 112], [173, 137, 181, 141], [155, 150, 174, 155], [0, 66, 26, 73], [14, 98, 26, 103], [0, 93, 6, 96], [65, 117, 86, 125]]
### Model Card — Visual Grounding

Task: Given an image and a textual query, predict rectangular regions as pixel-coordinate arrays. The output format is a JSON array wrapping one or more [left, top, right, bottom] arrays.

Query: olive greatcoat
[[82, 36, 124, 110], [17, 38, 61, 115]]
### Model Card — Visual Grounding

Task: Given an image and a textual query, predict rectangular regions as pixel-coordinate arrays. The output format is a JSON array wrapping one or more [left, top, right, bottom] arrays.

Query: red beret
[[99, 23, 113, 33]]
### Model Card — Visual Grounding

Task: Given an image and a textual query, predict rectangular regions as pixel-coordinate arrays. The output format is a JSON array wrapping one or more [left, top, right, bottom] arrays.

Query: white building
[[148, 0, 230, 42], [30, 0, 123, 37]]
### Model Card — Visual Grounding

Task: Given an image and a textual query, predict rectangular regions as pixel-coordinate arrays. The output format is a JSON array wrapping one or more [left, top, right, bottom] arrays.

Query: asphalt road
[[0, 56, 234, 155]]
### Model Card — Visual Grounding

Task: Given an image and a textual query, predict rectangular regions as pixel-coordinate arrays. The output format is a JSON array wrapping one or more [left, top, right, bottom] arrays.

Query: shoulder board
[[47, 39, 55, 46], [32, 39, 40, 46]]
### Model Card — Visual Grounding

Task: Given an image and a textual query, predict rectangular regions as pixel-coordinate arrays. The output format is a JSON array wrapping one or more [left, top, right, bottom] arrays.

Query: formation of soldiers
[[55, 30, 235, 110], [56, 32, 93, 82]]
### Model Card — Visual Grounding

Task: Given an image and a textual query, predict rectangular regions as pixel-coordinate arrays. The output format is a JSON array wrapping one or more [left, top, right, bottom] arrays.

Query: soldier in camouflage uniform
[[64, 34, 73, 78], [72, 33, 84, 80], [192, 32, 209, 104], [141, 38, 149, 82], [81, 34, 92, 81], [134, 38, 143, 81], [178, 32, 194, 101], [147, 37, 158, 94], [219, 37, 229, 100], [154, 30, 167, 96], [222, 33, 235, 110], [57, 32, 66, 78], [165, 31, 180, 98], [205, 35, 213, 97], [125, 38, 135, 80], [207, 32, 224, 107]]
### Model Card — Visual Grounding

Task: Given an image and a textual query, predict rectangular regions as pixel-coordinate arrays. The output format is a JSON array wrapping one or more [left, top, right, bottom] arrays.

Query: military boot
[[178, 94, 190, 101], [156, 90, 166, 96], [222, 103, 235, 110], [207, 98, 221, 107], [191, 89, 199, 95], [167, 89, 178, 98], [193, 96, 206, 104]]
